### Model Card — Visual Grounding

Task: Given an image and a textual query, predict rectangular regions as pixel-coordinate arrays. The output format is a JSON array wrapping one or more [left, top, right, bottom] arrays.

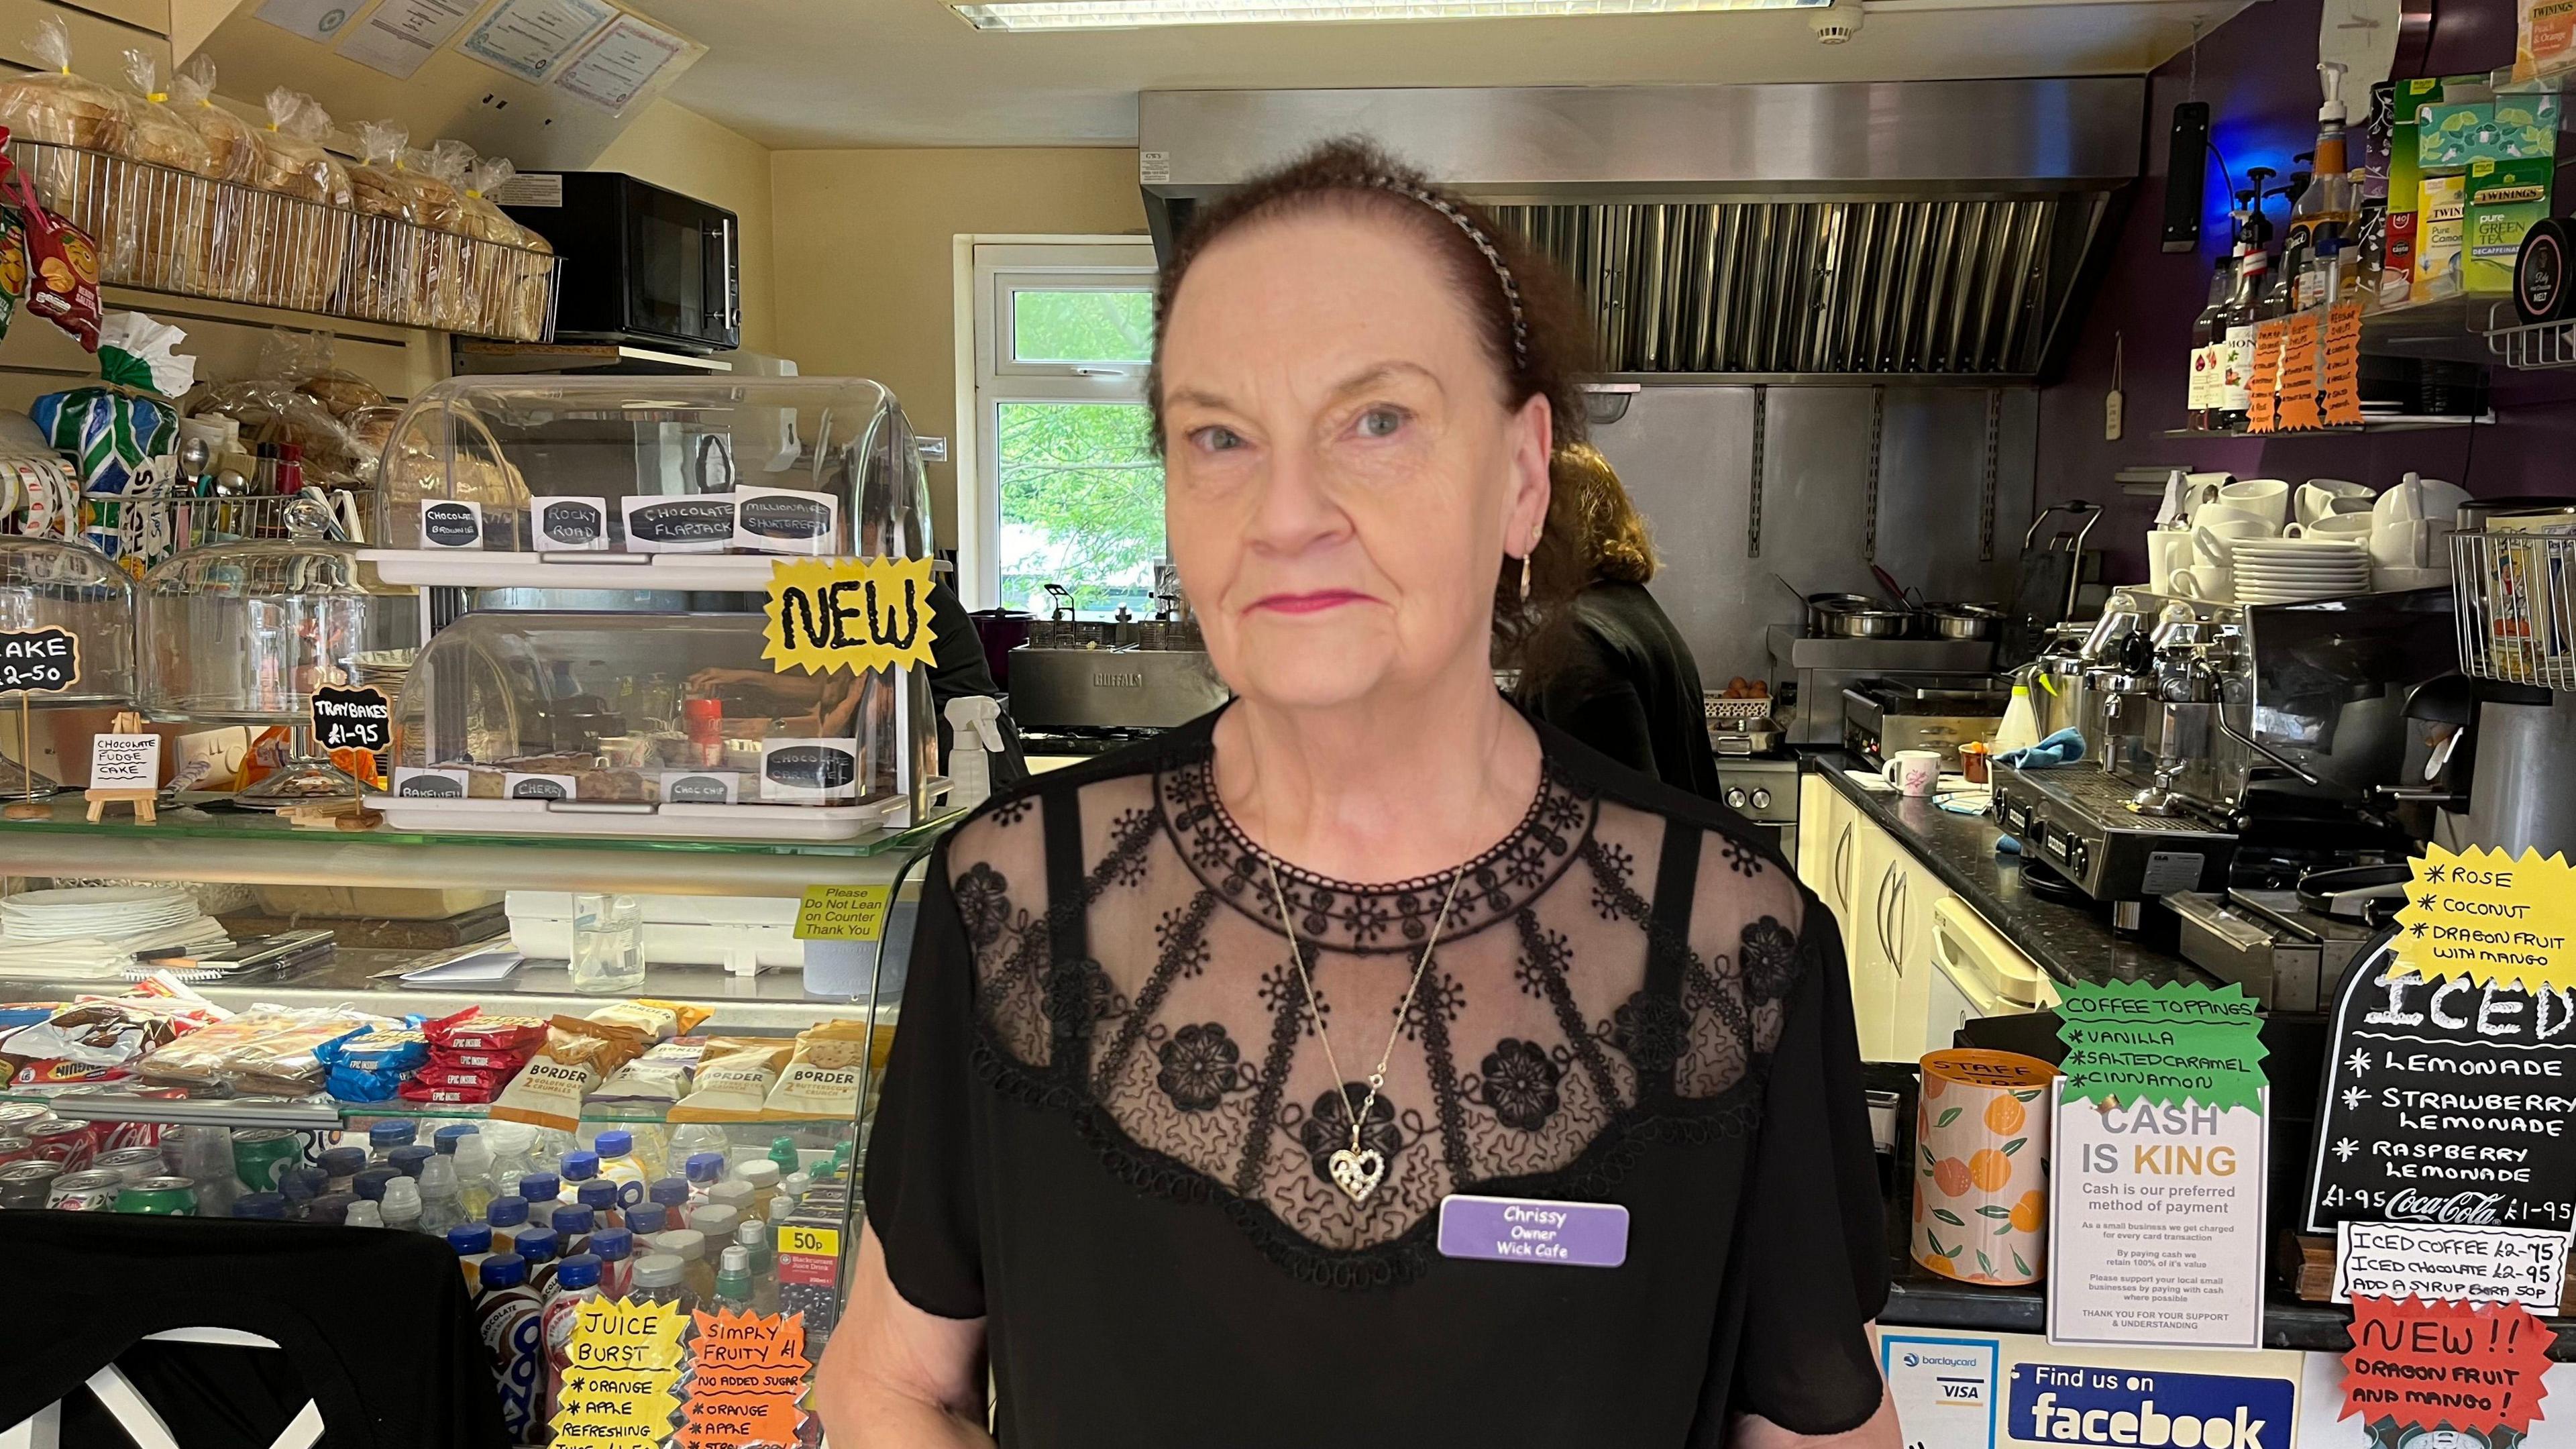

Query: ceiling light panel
[[953, 0, 1827, 31]]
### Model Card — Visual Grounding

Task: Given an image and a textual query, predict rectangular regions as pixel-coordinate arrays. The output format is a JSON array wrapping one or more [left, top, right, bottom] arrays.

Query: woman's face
[[1159, 209, 1551, 714]]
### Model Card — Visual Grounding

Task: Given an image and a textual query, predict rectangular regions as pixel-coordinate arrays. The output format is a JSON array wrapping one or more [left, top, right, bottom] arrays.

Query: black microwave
[[502, 172, 739, 354]]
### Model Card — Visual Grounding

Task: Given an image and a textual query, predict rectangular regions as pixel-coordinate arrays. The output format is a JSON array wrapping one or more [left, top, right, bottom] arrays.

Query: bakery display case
[[375, 610, 933, 841], [363, 376, 934, 590], [136, 502, 421, 806], [0, 535, 136, 706]]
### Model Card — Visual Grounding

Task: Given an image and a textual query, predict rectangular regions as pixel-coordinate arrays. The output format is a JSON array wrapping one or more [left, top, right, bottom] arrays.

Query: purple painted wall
[[2035, 0, 2576, 578]]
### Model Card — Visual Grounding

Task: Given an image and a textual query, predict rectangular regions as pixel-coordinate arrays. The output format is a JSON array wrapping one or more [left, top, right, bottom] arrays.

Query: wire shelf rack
[[6, 141, 559, 342], [77, 485, 376, 573], [2453, 529, 2576, 689]]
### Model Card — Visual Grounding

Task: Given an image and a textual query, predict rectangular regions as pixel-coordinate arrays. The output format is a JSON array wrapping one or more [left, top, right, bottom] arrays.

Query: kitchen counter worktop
[[1813, 757, 2213, 990]]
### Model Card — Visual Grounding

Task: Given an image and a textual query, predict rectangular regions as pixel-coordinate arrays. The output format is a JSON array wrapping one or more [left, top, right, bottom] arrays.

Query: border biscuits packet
[[584, 998, 712, 1042], [667, 1041, 794, 1122], [489, 1015, 649, 1132], [762, 1020, 878, 1120]]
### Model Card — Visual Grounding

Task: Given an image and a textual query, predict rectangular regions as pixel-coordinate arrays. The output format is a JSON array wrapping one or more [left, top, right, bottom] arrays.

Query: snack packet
[[423, 1008, 549, 1055], [589, 1037, 715, 1106], [584, 999, 713, 1043], [667, 1042, 795, 1122], [762, 1019, 879, 1120], [315, 1022, 425, 1101], [4, 160, 103, 352], [489, 1016, 649, 1132], [139, 1004, 386, 1093], [428, 1044, 537, 1073], [0, 975, 225, 1085], [410, 1060, 520, 1093]]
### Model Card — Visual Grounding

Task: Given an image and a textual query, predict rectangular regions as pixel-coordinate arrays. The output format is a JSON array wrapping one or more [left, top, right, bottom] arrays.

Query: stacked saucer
[[0, 885, 199, 943], [2231, 537, 2371, 604]]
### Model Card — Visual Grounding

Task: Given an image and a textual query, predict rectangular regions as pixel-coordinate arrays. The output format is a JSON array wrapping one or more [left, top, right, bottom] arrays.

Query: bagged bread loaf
[[246, 91, 351, 313], [264, 327, 386, 420], [184, 379, 372, 483], [343, 123, 417, 325], [0, 21, 132, 280], [407, 140, 474, 331], [170, 58, 256, 299], [113, 51, 211, 293], [0, 19, 131, 152]]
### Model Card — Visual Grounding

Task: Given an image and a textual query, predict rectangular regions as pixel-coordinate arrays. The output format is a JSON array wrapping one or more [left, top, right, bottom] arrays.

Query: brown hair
[[1548, 442, 1657, 586], [1146, 137, 1598, 659]]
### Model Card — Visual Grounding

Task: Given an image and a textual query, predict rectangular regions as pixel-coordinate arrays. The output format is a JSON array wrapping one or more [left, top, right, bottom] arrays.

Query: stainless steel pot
[[1803, 592, 1879, 634], [1818, 603, 1915, 638], [1925, 602, 2006, 640]]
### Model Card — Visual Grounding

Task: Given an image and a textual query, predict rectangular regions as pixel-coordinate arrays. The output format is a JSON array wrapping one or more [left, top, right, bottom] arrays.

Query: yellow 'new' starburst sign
[[762, 557, 939, 676]]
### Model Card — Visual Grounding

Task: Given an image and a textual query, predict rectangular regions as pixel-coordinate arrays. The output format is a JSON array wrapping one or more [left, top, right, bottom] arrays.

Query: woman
[[1516, 442, 1723, 799], [819, 140, 1894, 1449]]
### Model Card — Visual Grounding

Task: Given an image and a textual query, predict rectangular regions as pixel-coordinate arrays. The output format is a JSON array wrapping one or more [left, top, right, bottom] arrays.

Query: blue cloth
[[1997, 727, 2086, 770]]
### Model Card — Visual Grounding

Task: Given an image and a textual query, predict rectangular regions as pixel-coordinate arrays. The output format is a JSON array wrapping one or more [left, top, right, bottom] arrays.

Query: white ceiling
[[617, 0, 2251, 150]]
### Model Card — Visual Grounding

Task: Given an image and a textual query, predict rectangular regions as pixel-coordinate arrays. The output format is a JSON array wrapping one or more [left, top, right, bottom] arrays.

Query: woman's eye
[[1190, 425, 1246, 453], [1355, 407, 1405, 439]]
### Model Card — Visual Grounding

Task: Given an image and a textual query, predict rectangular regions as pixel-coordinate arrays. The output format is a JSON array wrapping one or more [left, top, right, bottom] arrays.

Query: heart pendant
[[1328, 1146, 1386, 1203]]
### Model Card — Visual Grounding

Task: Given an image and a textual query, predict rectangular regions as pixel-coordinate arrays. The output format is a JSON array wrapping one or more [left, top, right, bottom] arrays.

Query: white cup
[[2192, 502, 2279, 537], [2169, 564, 2234, 602], [2145, 529, 2196, 586], [2219, 478, 2293, 527], [2374, 472, 2473, 526], [2371, 517, 2457, 570], [2297, 478, 2373, 527], [2304, 513, 2375, 539], [1882, 749, 1943, 798], [2181, 472, 2235, 519]]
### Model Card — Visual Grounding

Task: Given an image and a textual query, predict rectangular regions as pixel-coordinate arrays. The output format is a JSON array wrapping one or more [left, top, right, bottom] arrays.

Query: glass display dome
[[371, 376, 934, 560], [138, 505, 421, 807], [378, 610, 930, 840], [0, 535, 135, 707]]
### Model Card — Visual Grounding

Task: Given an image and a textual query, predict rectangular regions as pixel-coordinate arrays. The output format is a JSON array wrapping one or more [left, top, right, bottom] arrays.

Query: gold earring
[[1519, 552, 1532, 603]]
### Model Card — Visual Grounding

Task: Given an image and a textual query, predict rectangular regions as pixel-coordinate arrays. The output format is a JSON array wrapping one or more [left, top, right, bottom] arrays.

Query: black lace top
[[865, 711, 1889, 1449]]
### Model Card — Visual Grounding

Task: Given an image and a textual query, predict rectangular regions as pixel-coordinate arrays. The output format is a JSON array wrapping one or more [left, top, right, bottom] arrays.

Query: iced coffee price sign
[[2304, 927, 2576, 1237]]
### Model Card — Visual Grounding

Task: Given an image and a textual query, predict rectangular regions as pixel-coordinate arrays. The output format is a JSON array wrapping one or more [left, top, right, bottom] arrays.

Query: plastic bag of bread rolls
[[169, 58, 256, 299], [343, 121, 417, 324], [113, 50, 211, 294], [246, 92, 351, 313], [0, 20, 133, 278]]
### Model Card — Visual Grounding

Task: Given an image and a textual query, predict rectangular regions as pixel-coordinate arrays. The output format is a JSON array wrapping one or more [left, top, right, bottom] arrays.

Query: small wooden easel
[[85, 712, 157, 824]]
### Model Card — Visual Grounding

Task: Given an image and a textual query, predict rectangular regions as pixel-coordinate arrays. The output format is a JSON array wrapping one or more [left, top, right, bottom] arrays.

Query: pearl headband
[[1360, 175, 1530, 373]]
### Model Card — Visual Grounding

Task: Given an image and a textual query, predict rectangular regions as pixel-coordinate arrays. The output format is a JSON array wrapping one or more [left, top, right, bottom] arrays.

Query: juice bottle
[[451, 1133, 495, 1221], [318, 1146, 365, 1195], [625, 1203, 669, 1240], [689, 1203, 741, 1251], [517, 1173, 561, 1232], [631, 1253, 694, 1318], [449, 1222, 493, 1294], [591, 1131, 649, 1211], [485, 1195, 529, 1256], [473, 1253, 545, 1445], [576, 1179, 621, 1232], [733, 1160, 783, 1223], [516, 1226, 561, 1295], [591, 1226, 635, 1299], [366, 1120, 416, 1166], [734, 1220, 776, 1314], [659, 1228, 714, 1305], [541, 1253, 602, 1426], [713, 1245, 753, 1312], [417, 1157, 468, 1236], [653, 1175, 694, 1228], [551, 1205, 594, 1259]]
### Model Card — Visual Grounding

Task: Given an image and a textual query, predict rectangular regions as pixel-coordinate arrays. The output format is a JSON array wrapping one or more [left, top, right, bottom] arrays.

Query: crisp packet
[[0, 978, 226, 1085], [429, 1045, 538, 1073], [425, 1010, 550, 1055], [410, 1061, 519, 1093], [590, 1037, 712, 1106], [397, 1079, 498, 1106], [667, 1042, 794, 1122], [139, 1005, 385, 1093], [489, 1016, 649, 1132], [584, 999, 713, 1043], [762, 1020, 878, 1120], [315, 1021, 426, 1102]]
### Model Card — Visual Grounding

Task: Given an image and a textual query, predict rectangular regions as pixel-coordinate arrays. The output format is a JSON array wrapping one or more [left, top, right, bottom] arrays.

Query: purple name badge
[[1436, 1193, 1629, 1269]]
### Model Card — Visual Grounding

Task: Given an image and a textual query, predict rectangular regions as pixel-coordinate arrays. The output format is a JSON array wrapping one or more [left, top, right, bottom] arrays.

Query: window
[[962, 239, 1163, 615]]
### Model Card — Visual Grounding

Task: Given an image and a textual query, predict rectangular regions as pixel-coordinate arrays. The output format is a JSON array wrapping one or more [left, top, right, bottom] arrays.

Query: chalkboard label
[[2304, 932, 2576, 1234], [761, 738, 859, 802], [310, 684, 392, 753], [733, 486, 841, 556], [393, 767, 468, 798], [506, 772, 575, 801], [419, 499, 484, 550], [533, 496, 610, 553], [0, 627, 80, 694], [658, 770, 738, 805], [621, 494, 735, 554]]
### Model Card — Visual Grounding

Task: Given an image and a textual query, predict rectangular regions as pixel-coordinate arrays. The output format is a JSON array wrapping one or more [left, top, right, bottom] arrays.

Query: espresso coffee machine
[[1007, 578, 1231, 740], [1994, 587, 2456, 934]]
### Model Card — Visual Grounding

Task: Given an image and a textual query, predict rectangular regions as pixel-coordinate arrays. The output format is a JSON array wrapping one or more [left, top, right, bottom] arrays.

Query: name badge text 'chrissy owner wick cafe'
[[1436, 1195, 1629, 1268]]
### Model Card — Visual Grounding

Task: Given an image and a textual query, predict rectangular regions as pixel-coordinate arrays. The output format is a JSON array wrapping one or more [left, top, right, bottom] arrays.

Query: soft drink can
[[0, 1160, 63, 1208], [113, 1176, 198, 1215], [231, 1129, 303, 1192], [0, 1102, 48, 1135], [0, 1134, 34, 1166], [47, 1169, 124, 1211], [23, 1118, 92, 1170], [95, 1146, 166, 1185]]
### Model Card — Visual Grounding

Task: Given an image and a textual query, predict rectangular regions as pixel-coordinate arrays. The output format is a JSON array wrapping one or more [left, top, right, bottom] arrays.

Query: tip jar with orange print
[[1911, 1049, 2056, 1287]]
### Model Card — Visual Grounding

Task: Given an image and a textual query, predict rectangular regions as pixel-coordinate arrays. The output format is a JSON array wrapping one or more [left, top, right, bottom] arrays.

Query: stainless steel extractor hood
[[1137, 81, 2145, 382]]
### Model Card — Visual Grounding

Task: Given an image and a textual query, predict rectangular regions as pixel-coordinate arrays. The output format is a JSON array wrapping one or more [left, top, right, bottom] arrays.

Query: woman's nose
[[1246, 443, 1348, 556]]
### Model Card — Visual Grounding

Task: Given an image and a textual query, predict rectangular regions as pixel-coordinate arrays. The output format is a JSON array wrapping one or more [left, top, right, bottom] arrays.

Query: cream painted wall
[[594, 101, 781, 357], [769, 147, 1147, 542]]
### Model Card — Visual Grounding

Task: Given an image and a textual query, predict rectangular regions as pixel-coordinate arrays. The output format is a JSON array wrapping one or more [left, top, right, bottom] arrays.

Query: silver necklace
[[1263, 857, 1469, 1205]]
